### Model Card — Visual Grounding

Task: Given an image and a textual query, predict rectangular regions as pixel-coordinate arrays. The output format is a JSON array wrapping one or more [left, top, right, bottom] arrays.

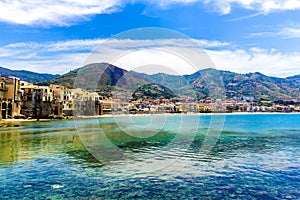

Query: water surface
[[0, 114, 299, 199]]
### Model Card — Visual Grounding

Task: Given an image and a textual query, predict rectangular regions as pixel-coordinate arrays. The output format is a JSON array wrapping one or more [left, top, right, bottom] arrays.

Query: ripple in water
[[0, 114, 299, 199]]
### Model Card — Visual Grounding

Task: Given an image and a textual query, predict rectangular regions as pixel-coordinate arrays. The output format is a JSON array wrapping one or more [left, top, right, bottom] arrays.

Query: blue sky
[[0, 0, 300, 77]]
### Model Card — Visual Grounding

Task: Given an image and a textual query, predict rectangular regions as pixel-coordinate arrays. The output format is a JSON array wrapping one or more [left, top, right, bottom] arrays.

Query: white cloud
[[0, 38, 228, 74], [0, 38, 299, 77], [146, 0, 300, 14], [279, 27, 300, 38], [208, 48, 300, 77], [1, 0, 300, 26], [202, 0, 300, 14], [0, 0, 121, 26], [145, 0, 200, 8], [249, 25, 300, 38]]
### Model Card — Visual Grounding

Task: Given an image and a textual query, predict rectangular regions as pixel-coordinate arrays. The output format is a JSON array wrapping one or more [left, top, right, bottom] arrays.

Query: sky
[[0, 0, 300, 77]]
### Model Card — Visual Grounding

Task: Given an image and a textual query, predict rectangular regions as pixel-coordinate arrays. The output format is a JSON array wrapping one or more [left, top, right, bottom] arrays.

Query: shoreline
[[0, 118, 55, 126], [1, 111, 299, 125], [77, 111, 300, 119]]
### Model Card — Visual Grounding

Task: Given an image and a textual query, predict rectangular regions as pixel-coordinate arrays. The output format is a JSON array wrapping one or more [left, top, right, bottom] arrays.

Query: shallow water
[[0, 114, 299, 199]]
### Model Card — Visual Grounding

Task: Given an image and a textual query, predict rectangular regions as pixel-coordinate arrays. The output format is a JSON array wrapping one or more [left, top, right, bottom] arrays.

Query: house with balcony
[[0, 76, 22, 119], [20, 85, 53, 118], [50, 84, 74, 116]]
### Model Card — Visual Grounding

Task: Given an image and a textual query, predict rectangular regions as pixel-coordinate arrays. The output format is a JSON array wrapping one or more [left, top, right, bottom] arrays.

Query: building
[[197, 103, 212, 113], [20, 85, 53, 118], [72, 89, 103, 116], [0, 76, 22, 119], [51, 84, 73, 116]]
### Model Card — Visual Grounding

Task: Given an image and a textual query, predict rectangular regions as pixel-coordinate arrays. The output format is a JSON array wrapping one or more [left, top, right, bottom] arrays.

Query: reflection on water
[[0, 114, 300, 199], [0, 121, 83, 167]]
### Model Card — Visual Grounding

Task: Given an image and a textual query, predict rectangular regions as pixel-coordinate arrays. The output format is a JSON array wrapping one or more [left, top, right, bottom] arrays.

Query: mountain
[[132, 83, 177, 100], [0, 66, 59, 83], [38, 62, 300, 101], [284, 75, 300, 89], [38, 63, 148, 90], [134, 69, 300, 101]]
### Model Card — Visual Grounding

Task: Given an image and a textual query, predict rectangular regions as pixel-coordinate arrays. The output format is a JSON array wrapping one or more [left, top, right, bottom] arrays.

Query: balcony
[[14, 96, 22, 102]]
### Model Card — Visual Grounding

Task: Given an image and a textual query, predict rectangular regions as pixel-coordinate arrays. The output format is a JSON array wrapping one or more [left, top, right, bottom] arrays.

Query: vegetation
[[0, 66, 58, 82], [139, 69, 300, 101], [132, 83, 176, 100], [5, 62, 299, 101], [36, 63, 148, 90]]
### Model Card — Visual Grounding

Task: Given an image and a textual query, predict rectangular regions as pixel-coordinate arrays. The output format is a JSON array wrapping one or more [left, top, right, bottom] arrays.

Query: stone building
[[20, 85, 53, 118], [0, 76, 22, 119], [72, 89, 103, 116]]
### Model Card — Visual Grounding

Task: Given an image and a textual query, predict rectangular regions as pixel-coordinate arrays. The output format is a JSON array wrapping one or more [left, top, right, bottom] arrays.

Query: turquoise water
[[0, 114, 299, 199]]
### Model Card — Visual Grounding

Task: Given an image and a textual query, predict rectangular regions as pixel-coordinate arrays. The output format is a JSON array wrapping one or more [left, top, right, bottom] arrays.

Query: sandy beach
[[0, 118, 55, 127]]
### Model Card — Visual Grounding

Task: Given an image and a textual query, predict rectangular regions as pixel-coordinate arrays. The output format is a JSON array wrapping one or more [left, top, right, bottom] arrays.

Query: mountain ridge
[[1, 63, 299, 101], [40, 63, 300, 101], [133, 68, 300, 100], [0, 66, 59, 83]]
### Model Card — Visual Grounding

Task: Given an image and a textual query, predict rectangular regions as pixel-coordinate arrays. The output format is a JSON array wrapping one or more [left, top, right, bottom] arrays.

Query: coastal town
[[0, 75, 299, 120]]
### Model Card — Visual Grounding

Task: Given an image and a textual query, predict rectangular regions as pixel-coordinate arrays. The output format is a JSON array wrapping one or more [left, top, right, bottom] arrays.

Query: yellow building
[[197, 103, 212, 113], [50, 84, 73, 116], [0, 76, 22, 119]]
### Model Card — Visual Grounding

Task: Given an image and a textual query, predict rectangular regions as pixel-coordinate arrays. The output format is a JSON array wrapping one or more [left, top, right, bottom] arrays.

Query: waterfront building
[[100, 100, 117, 115], [0, 76, 22, 119], [71, 89, 103, 116], [50, 84, 73, 116], [197, 103, 212, 113], [182, 102, 197, 112], [20, 85, 53, 118]]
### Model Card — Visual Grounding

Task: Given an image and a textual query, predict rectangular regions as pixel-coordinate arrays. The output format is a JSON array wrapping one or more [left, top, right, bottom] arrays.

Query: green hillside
[[37, 63, 300, 101], [132, 83, 177, 100], [0, 66, 58, 82], [38, 63, 148, 90], [135, 69, 300, 101]]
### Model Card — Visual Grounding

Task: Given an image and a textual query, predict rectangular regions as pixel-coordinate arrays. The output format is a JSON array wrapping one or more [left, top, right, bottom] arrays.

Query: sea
[[0, 113, 299, 199]]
